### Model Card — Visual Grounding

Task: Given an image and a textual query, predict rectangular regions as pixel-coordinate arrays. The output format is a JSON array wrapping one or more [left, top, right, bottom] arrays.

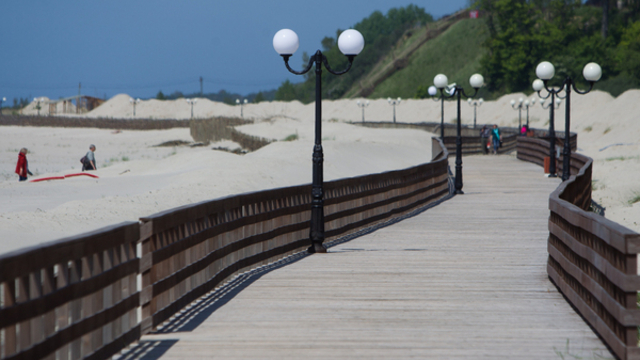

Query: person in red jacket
[[15, 148, 31, 181]]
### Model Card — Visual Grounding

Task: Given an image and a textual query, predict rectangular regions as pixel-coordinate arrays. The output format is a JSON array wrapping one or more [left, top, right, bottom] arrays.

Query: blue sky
[[1, 1, 470, 103]]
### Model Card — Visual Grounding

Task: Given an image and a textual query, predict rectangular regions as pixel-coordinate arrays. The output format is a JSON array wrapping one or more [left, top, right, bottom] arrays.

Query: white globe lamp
[[337, 29, 365, 56], [532, 79, 544, 92], [583, 62, 602, 82], [273, 29, 299, 55], [434, 74, 448, 89], [469, 74, 484, 89], [536, 61, 555, 81]]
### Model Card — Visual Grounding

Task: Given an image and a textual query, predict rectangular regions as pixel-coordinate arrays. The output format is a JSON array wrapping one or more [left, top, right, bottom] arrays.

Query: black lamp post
[[129, 97, 140, 117], [356, 100, 369, 123], [534, 77, 562, 178], [387, 97, 401, 123], [33, 97, 47, 116], [534, 61, 602, 181], [467, 97, 483, 129], [236, 98, 248, 118], [186, 98, 197, 119], [434, 73, 484, 195], [274, 28, 364, 254], [524, 98, 536, 129], [511, 97, 524, 130]]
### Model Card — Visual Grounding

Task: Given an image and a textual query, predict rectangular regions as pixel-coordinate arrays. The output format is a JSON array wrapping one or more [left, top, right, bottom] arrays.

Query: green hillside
[[367, 18, 489, 99], [274, 2, 640, 102]]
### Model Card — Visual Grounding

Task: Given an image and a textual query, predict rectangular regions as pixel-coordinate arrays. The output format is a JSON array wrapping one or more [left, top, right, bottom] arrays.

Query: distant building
[[48, 95, 105, 115]]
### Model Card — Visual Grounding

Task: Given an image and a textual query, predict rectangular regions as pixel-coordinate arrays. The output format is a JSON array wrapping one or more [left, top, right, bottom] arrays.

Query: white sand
[[4, 89, 638, 254], [0, 118, 433, 254]]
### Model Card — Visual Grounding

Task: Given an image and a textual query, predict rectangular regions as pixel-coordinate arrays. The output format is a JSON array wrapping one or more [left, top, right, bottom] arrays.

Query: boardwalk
[[129, 155, 614, 359]]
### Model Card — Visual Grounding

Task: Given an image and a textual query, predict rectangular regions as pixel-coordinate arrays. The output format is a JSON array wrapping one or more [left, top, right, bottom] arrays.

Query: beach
[[3, 90, 639, 254]]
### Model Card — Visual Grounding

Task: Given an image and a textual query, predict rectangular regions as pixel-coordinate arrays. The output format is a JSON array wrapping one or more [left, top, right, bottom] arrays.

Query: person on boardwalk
[[82, 144, 97, 171], [480, 125, 491, 154], [15, 148, 32, 181], [491, 124, 501, 154]]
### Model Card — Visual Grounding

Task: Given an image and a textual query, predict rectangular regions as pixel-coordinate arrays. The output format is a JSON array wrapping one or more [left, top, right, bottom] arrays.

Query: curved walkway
[[127, 155, 613, 359]]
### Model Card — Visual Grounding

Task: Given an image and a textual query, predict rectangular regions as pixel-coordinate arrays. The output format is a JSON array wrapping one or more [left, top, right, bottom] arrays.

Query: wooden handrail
[[137, 137, 451, 334], [517, 136, 640, 360]]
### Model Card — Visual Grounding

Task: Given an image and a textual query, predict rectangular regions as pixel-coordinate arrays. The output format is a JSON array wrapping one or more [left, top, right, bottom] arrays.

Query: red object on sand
[[29, 176, 65, 182], [29, 173, 99, 182], [64, 173, 99, 179]]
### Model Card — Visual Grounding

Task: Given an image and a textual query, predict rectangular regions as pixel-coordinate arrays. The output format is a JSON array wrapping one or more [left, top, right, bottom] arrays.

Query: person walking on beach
[[15, 148, 32, 181], [82, 144, 97, 171], [491, 124, 501, 155], [480, 125, 491, 154]]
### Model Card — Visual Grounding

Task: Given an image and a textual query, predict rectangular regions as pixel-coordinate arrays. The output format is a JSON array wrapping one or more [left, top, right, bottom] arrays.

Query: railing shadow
[[118, 340, 178, 360], [149, 251, 308, 334]]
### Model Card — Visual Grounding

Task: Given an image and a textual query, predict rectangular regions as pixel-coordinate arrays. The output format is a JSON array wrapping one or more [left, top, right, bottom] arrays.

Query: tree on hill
[[476, 0, 639, 95], [616, 20, 640, 83], [274, 5, 434, 103], [275, 80, 297, 101], [253, 91, 266, 103], [156, 91, 166, 100]]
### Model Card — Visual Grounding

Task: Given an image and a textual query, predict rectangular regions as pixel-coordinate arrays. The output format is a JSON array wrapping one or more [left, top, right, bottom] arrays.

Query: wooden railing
[[355, 122, 578, 155], [516, 135, 579, 176], [442, 133, 518, 155], [0, 223, 140, 360], [137, 137, 450, 333], [517, 137, 640, 360], [1, 138, 451, 359]]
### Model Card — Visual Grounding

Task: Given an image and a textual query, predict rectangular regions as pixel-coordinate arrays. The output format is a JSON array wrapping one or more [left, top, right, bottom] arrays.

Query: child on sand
[[15, 148, 32, 181]]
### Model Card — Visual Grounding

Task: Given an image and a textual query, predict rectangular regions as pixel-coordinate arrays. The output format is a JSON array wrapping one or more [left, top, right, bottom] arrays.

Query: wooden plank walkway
[[128, 155, 614, 360]]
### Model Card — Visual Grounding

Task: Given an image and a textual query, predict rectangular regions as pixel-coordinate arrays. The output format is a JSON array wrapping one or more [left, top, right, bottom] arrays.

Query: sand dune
[[4, 89, 638, 254]]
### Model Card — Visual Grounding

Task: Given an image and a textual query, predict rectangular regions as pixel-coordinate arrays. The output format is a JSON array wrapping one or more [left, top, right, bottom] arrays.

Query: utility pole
[[200, 76, 203, 96], [78, 83, 81, 114]]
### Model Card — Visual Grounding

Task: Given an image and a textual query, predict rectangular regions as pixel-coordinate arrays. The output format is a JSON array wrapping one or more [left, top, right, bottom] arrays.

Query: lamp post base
[[455, 190, 464, 195], [307, 244, 327, 254]]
